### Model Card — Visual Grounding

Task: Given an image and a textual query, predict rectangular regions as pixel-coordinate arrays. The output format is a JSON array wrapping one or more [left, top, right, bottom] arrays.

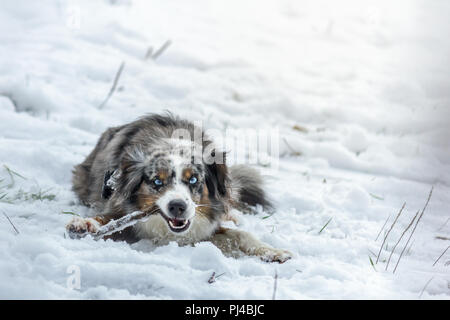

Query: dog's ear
[[205, 150, 229, 198], [116, 148, 146, 199]]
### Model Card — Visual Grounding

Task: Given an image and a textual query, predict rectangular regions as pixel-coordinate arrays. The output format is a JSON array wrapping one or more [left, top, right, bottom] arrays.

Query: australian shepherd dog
[[66, 113, 292, 263]]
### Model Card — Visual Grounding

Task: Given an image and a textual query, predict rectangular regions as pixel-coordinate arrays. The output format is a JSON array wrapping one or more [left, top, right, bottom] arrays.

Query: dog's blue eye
[[189, 176, 197, 185], [154, 179, 163, 186]]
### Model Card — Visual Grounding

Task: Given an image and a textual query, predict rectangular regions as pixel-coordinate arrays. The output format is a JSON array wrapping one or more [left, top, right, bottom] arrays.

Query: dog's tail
[[228, 165, 273, 214]]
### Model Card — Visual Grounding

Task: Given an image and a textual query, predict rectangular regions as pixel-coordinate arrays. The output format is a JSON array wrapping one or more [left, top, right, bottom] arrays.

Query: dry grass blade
[[207, 272, 225, 284], [98, 61, 125, 109], [419, 277, 434, 299], [282, 138, 302, 156], [208, 272, 216, 284], [405, 239, 415, 255], [437, 217, 450, 232], [376, 202, 406, 264], [393, 187, 433, 273], [152, 40, 172, 60], [144, 46, 153, 60], [375, 214, 391, 241], [272, 270, 278, 300], [292, 124, 308, 133], [432, 245, 450, 267], [4, 165, 27, 180], [3, 164, 27, 189], [3, 212, 19, 234], [385, 210, 419, 271]]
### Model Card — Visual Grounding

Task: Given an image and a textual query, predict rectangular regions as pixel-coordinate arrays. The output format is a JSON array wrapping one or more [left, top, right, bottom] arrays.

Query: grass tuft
[[0, 166, 56, 204]]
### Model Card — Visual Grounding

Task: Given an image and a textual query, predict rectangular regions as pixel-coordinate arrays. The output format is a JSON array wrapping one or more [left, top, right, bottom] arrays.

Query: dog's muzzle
[[160, 199, 191, 233]]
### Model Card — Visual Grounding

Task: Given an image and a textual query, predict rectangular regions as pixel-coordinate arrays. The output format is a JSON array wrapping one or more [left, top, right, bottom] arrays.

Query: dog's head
[[116, 139, 228, 234]]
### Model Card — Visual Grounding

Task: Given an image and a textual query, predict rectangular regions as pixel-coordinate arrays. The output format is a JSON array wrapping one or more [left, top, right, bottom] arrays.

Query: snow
[[0, 0, 449, 299]]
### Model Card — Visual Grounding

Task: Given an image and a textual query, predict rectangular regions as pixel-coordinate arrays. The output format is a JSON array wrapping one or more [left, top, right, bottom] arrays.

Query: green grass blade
[[61, 211, 80, 216], [318, 217, 333, 234], [369, 256, 377, 271], [369, 193, 384, 201]]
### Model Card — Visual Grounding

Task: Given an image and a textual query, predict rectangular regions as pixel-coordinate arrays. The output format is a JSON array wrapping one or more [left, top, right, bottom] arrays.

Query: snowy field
[[0, 0, 449, 299]]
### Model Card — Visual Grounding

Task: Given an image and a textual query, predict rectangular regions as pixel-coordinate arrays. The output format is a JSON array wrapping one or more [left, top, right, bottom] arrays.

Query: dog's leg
[[210, 227, 292, 263], [66, 215, 111, 236]]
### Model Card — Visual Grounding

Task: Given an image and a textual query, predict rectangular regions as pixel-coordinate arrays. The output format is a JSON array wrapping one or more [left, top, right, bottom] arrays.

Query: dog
[[66, 113, 292, 263]]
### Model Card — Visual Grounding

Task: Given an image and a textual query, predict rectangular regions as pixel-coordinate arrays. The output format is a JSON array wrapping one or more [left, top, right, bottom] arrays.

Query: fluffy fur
[[67, 113, 292, 263]]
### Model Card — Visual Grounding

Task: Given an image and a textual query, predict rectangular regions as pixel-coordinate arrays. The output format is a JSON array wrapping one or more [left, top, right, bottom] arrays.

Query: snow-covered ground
[[0, 0, 449, 299]]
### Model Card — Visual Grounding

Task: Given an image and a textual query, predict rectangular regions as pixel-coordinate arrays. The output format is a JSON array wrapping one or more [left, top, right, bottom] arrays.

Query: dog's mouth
[[159, 212, 191, 233]]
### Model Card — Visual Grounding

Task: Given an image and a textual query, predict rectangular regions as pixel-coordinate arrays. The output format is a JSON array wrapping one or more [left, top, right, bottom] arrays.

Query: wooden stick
[[68, 210, 152, 240]]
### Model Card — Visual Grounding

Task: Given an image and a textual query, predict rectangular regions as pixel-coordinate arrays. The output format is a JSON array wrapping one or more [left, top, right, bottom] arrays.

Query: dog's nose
[[168, 199, 187, 217]]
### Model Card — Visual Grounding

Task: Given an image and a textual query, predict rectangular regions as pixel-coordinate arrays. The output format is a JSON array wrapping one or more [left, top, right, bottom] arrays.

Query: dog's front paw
[[259, 247, 293, 264], [66, 217, 100, 238]]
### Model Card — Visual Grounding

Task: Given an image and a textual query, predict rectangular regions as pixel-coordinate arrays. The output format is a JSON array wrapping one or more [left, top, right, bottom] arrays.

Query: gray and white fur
[[67, 113, 292, 263]]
